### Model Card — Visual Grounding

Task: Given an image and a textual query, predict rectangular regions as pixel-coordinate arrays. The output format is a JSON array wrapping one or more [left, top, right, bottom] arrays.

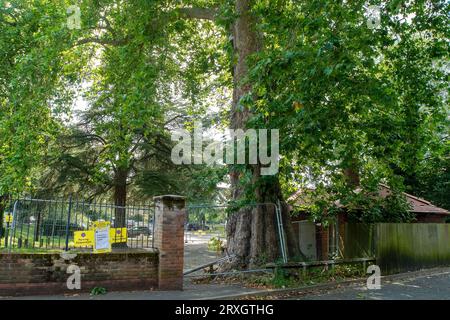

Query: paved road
[[1, 283, 264, 300], [296, 270, 450, 300], [3, 267, 449, 300]]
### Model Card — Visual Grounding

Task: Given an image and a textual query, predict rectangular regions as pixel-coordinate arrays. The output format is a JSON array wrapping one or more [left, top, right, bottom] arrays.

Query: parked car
[[185, 223, 210, 231], [41, 220, 82, 237], [128, 226, 151, 238]]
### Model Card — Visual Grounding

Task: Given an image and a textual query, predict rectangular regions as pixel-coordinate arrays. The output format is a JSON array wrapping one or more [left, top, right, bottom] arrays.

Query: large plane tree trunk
[[226, 0, 300, 268], [0, 195, 6, 238], [112, 168, 128, 248], [113, 168, 127, 227], [343, 158, 360, 188]]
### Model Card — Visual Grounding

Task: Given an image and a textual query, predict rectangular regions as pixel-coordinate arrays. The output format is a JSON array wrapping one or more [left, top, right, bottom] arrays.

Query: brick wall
[[0, 194, 187, 296], [0, 251, 158, 297], [153, 195, 186, 290]]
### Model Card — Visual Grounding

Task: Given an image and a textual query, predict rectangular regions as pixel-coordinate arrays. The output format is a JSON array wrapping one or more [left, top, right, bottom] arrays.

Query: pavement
[[293, 268, 450, 300], [1, 231, 240, 300], [2, 234, 449, 301], [0, 283, 264, 300], [3, 267, 449, 300]]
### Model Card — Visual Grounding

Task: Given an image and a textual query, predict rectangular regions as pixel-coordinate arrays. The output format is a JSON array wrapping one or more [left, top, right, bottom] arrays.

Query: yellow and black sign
[[110, 227, 127, 243], [73, 226, 127, 248], [4, 214, 13, 223], [73, 230, 94, 247]]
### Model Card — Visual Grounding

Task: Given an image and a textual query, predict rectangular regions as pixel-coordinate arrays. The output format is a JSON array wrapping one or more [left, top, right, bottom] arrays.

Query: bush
[[207, 237, 223, 252], [90, 287, 107, 295]]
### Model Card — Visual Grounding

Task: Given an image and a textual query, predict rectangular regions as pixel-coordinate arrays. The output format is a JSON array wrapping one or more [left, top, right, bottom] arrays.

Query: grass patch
[[0, 248, 63, 254], [264, 264, 366, 288]]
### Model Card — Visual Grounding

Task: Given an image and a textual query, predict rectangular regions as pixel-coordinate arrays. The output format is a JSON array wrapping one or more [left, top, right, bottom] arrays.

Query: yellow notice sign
[[110, 228, 127, 243], [4, 214, 13, 223], [74, 228, 127, 247], [93, 221, 111, 253], [74, 230, 94, 247]]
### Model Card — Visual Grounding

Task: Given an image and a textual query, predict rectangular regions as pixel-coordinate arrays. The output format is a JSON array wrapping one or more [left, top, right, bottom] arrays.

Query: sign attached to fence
[[111, 228, 127, 243], [93, 221, 111, 253], [74, 230, 94, 246], [4, 214, 13, 223], [73, 226, 127, 249]]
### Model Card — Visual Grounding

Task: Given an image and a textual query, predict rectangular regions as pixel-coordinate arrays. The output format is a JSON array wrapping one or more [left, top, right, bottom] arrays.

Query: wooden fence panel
[[376, 223, 450, 274], [343, 223, 375, 259]]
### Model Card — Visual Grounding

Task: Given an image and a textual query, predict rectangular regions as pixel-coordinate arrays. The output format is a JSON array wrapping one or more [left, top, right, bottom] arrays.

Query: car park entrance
[[183, 204, 229, 275], [183, 202, 288, 277]]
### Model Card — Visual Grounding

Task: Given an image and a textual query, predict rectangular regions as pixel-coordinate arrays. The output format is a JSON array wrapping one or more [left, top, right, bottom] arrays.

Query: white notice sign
[[94, 222, 111, 253]]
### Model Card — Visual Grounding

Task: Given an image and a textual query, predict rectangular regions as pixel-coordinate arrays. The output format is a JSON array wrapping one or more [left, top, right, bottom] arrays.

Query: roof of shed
[[288, 184, 449, 215]]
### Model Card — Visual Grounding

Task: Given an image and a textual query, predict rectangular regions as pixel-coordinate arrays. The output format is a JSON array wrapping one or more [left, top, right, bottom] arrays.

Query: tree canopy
[[0, 0, 448, 263]]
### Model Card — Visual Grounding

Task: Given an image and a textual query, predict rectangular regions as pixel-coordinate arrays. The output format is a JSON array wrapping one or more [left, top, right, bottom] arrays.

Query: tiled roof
[[379, 184, 449, 215], [288, 184, 449, 215]]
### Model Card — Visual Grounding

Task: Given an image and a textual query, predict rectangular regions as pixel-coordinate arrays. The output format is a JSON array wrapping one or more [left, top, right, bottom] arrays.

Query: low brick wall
[[0, 251, 159, 297]]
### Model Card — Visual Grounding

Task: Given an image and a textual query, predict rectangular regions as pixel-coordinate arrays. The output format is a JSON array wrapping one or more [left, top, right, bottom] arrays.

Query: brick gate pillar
[[153, 195, 186, 290]]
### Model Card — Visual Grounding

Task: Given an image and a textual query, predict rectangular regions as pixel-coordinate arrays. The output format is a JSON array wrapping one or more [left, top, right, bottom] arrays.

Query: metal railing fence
[[0, 196, 155, 252]]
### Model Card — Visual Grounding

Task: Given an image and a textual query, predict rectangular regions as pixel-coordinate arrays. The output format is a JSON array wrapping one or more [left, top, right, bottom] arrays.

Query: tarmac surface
[[295, 268, 450, 300]]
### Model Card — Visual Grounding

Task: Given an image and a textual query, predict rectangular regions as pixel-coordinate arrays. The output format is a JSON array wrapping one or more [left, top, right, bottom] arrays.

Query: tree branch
[[177, 7, 218, 21], [75, 7, 216, 48], [79, 133, 108, 145], [164, 114, 187, 126], [75, 37, 128, 47]]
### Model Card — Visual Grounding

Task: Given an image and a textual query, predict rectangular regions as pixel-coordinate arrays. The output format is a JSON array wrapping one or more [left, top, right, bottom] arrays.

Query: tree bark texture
[[226, 0, 300, 268], [113, 169, 128, 228]]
